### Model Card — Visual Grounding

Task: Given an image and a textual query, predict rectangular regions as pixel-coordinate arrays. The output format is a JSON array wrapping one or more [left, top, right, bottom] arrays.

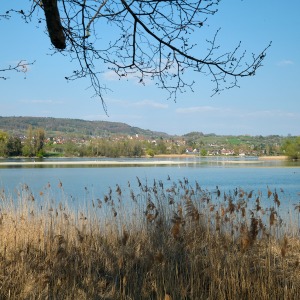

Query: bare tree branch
[[3, 1, 271, 112], [0, 61, 35, 80], [42, 0, 66, 49]]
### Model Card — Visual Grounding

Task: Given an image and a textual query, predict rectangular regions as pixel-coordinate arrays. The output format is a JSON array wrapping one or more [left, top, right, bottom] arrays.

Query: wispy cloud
[[277, 60, 294, 67], [82, 113, 143, 121], [103, 98, 168, 110], [102, 70, 121, 81], [176, 106, 225, 114], [175, 106, 300, 124], [132, 99, 168, 109], [245, 110, 299, 118], [19, 99, 64, 104]]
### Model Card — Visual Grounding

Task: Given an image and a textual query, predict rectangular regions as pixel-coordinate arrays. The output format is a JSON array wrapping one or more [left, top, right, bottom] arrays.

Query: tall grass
[[0, 177, 300, 299]]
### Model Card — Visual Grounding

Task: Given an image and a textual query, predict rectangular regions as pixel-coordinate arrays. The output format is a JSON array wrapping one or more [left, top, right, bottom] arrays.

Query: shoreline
[[257, 155, 287, 160], [0, 160, 196, 166], [154, 154, 288, 160], [0, 155, 289, 167]]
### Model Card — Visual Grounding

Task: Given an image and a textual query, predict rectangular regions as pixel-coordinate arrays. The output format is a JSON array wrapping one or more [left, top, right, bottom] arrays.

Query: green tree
[[156, 140, 167, 154], [6, 136, 22, 156], [132, 143, 144, 157], [200, 149, 207, 156], [282, 137, 300, 160], [22, 126, 46, 157], [0, 130, 9, 157], [146, 149, 155, 157], [34, 128, 45, 157], [22, 126, 34, 157], [64, 141, 79, 156]]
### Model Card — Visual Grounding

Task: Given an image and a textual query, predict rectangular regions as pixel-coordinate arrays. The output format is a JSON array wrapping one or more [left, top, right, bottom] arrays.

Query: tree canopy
[[3, 0, 271, 112], [282, 137, 300, 160]]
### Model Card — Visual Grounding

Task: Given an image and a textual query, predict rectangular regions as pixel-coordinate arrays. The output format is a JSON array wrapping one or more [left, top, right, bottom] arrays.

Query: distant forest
[[0, 116, 168, 138]]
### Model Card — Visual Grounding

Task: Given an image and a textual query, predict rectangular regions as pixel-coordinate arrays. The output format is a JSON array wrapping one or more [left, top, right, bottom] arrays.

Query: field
[[1, 177, 300, 299]]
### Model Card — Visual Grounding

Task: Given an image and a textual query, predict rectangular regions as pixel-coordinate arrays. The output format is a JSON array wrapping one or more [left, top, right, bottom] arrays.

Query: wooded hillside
[[0, 116, 169, 138]]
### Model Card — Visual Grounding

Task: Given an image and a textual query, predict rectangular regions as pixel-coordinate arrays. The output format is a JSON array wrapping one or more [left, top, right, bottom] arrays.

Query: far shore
[[0, 160, 193, 166], [0, 155, 289, 167], [154, 154, 288, 160], [152, 154, 289, 161], [257, 155, 288, 160]]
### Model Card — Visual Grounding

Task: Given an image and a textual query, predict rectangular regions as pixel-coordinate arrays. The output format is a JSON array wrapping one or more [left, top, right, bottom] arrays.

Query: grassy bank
[[0, 178, 300, 299]]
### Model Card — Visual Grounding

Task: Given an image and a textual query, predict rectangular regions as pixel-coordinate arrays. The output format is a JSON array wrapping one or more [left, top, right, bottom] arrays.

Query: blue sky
[[1, 1, 299, 136]]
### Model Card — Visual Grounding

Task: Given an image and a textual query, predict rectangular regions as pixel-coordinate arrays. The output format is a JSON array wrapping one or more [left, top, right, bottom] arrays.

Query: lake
[[0, 157, 299, 215]]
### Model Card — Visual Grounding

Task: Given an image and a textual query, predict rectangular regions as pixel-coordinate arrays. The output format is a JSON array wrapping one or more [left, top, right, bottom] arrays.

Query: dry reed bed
[[0, 177, 300, 299]]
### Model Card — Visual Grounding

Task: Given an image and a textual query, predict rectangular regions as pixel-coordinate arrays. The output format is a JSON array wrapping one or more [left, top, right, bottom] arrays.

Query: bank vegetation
[[1, 177, 300, 299]]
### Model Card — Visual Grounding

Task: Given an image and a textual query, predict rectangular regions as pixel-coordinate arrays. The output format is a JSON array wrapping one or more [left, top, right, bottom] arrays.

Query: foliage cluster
[[0, 126, 45, 158], [55, 139, 145, 158], [47, 138, 184, 158], [0, 178, 300, 299], [281, 137, 300, 160], [185, 133, 285, 156]]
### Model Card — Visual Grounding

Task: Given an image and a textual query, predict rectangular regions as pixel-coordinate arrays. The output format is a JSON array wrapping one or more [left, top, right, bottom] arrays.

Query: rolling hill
[[0, 116, 171, 138]]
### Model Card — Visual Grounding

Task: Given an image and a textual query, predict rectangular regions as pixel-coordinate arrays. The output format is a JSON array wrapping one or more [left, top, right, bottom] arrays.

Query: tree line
[[1, 126, 299, 159], [0, 127, 185, 158], [47, 138, 184, 158], [0, 126, 45, 157]]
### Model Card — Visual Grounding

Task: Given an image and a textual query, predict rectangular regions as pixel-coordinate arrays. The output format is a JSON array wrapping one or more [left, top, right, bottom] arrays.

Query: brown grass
[[0, 178, 300, 299]]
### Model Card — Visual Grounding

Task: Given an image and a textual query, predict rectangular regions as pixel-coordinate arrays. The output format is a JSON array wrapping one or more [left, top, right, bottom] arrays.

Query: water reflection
[[0, 156, 299, 168]]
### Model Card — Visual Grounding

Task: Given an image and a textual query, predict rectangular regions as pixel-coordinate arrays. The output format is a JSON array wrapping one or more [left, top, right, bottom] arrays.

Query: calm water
[[0, 157, 299, 213]]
